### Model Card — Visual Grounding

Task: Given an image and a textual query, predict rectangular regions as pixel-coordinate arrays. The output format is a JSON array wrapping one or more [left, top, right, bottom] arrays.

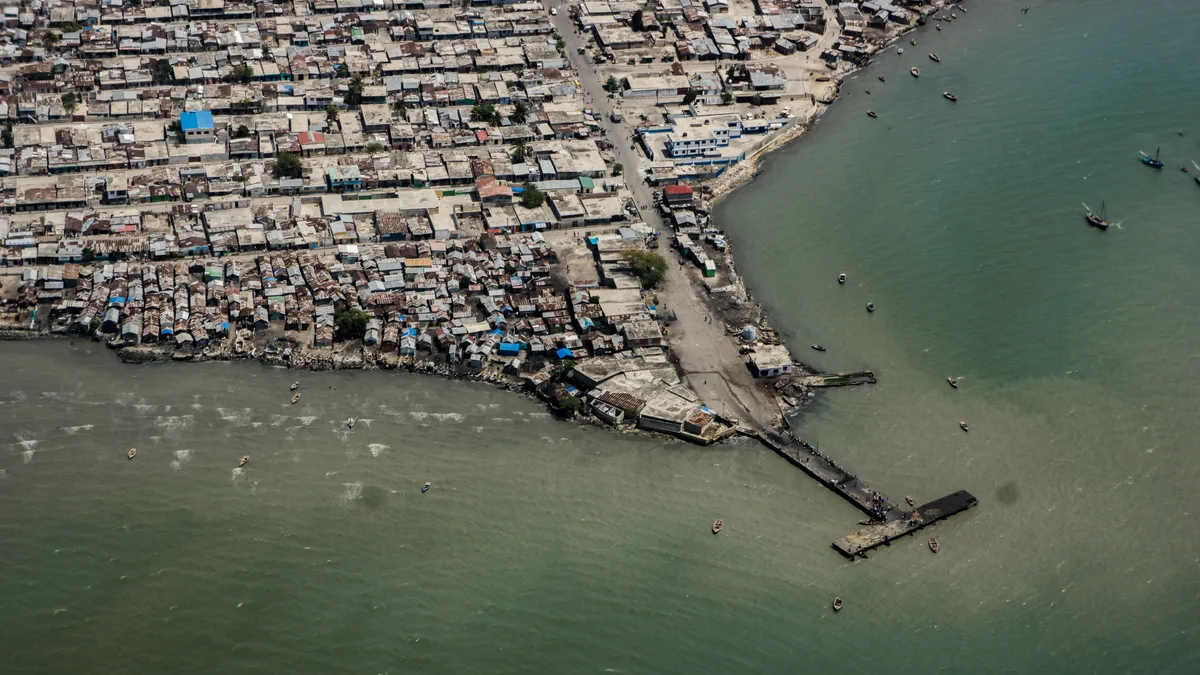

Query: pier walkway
[[832, 491, 979, 558], [745, 426, 977, 560]]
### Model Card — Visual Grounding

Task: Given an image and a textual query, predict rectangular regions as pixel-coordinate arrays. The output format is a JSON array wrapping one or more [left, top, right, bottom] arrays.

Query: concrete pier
[[831, 490, 979, 558]]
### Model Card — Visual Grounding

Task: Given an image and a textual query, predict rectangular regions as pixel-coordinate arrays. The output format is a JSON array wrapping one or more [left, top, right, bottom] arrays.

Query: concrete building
[[179, 111, 215, 144], [747, 345, 794, 378]]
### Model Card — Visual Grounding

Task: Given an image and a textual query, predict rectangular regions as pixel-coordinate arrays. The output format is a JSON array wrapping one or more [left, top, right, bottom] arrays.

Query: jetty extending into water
[[746, 423, 977, 559], [832, 491, 979, 558]]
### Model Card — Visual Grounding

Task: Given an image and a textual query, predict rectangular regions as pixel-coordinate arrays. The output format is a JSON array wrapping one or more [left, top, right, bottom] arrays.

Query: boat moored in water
[[943, 92, 957, 102], [422, 481, 431, 493], [947, 376, 958, 388], [929, 538, 940, 553], [1140, 147, 1164, 168], [898, 47, 904, 54], [910, 67, 920, 78], [1083, 202, 1110, 230], [878, 76, 886, 82], [290, 381, 299, 391], [866, 110, 877, 118], [811, 344, 827, 352], [959, 421, 970, 432], [712, 519, 723, 535], [291, 392, 301, 404], [838, 273, 847, 284], [833, 597, 844, 612], [128, 447, 137, 460], [239, 455, 249, 467], [346, 416, 355, 429], [929, 53, 941, 62], [866, 302, 876, 313]]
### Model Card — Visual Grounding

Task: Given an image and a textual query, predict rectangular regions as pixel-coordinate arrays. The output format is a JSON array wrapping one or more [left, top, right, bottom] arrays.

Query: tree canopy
[[273, 152, 304, 179], [334, 307, 370, 342], [511, 100, 528, 124], [604, 75, 620, 93], [621, 250, 669, 289], [631, 10, 644, 32], [345, 75, 365, 106], [519, 183, 546, 209], [470, 103, 499, 124]]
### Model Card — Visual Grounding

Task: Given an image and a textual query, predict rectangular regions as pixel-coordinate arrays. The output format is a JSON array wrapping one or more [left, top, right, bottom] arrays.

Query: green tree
[[272, 152, 304, 179], [336, 62, 350, 78], [151, 59, 173, 85], [720, 91, 733, 105], [555, 36, 566, 52], [167, 120, 184, 144], [232, 62, 253, 83], [512, 139, 527, 164], [365, 141, 385, 153], [391, 98, 407, 112], [519, 183, 546, 209], [604, 75, 620, 93], [41, 31, 59, 49], [750, 93, 763, 106], [334, 307, 370, 341], [630, 9, 644, 32], [470, 103, 498, 124], [558, 358, 576, 376], [612, 162, 623, 176], [511, 100, 528, 124], [61, 92, 78, 114], [81, 247, 95, 264], [556, 395, 581, 416], [345, 74, 365, 106], [234, 124, 251, 139], [325, 104, 339, 127], [1, 122, 12, 149], [621, 250, 668, 289]]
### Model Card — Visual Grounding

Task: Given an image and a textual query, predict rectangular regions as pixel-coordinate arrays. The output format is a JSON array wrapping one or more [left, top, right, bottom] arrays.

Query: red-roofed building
[[476, 175, 513, 204], [662, 184, 694, 206], [296, 131, 326, 156]]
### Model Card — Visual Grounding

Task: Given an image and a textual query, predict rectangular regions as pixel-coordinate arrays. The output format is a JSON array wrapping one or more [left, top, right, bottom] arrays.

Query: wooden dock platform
[[831, 490, 978, 559]]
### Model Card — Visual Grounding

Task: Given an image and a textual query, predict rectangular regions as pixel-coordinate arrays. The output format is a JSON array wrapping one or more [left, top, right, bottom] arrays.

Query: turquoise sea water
[[3, 1, 1199, 672]]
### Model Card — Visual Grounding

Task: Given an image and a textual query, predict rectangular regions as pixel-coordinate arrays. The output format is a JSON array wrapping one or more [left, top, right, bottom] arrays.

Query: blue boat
[[421, 482, 431, 493], [1141, 147, 1164, 168]]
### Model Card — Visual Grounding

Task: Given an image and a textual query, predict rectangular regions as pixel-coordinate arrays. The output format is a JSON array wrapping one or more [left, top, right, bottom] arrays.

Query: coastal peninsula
[[0, 0, 970, 551]]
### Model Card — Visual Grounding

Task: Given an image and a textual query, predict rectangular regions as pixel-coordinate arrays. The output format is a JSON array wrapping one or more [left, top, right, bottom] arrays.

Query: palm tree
[[325, 104, 339, 128]]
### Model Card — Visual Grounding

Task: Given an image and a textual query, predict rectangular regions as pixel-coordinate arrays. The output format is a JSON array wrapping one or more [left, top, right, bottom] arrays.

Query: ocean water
[[3, 1, 1200, 672]]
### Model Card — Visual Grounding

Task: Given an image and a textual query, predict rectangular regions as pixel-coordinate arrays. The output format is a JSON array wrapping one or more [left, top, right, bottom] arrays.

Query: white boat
[[291, 393, 301, 404], [239, 455, 249, 467], [128, 447, 137, 460], [346, 417, 356, 429], [290, 381, 299, 391]]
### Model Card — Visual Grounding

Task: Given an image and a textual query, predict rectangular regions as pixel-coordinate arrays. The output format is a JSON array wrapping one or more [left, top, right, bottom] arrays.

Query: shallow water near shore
[[3, 1, 1200, 672]]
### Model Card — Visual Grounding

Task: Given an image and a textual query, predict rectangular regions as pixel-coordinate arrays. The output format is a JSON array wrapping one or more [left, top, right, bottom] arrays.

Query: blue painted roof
[[179, 110, 214, 131]]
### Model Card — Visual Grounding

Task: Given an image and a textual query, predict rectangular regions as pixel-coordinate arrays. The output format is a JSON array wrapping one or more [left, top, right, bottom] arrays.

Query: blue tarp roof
[[179, 110, 214, 131], [498, 342, 521, 355], [556, 348, 573, 359]]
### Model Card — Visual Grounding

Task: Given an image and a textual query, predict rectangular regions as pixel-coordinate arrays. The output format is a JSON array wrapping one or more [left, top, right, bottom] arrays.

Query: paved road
[[547, 4, 779, 428]]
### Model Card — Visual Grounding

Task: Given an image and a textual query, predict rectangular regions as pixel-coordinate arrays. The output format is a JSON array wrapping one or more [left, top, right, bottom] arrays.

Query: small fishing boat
[[1140, 147, 1164, 169], [865, 89, 871, 95], [346, 416, 355, 429], [866, 302, 876, 313], [239, 455, 249, 468], [1083, 202, 1110, 230], [858, 519, 874, 526], [959, 421, 970, 432], [878, 76, 886, 82], [838, 273, 847, 284], [833, 597, 844, 612], [929, 53, 941, 62], [897, 47, 904, 55], [712, 519, 723, 535], [291, 392, 301, 404], [421, 481, 431, 493], [290, 381, 299, 391], [1193, 161, 1200, 185], [811, 344, 827, 352], [866, 110, 877, 119], [936, 24, 942, 31], [128, 447, 137, 460], [943, 92, 957, 102], [910, 38, 916, 46], [947, 376, 958, 388], [910, 67, 920, 78], [929, 537, 940, 553], [905, 495, 914, 506]]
